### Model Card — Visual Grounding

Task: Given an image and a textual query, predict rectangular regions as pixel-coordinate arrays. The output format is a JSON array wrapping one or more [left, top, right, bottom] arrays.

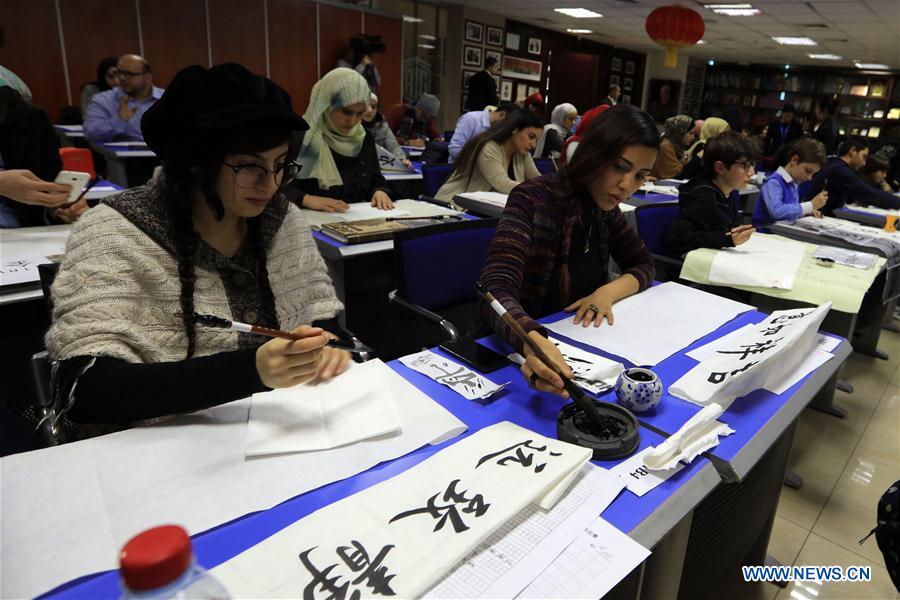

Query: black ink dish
[[557, 401, 640, 460]]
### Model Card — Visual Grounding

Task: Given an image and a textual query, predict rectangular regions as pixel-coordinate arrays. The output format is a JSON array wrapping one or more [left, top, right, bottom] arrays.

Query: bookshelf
[[700, 63, 899, 140]]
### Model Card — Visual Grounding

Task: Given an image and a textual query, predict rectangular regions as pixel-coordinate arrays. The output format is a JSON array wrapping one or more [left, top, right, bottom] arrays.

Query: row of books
[[705, 72, 817, 92]]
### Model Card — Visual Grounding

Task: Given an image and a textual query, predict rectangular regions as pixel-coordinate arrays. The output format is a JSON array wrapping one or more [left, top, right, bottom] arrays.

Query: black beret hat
[[142, 63, 308, 159]]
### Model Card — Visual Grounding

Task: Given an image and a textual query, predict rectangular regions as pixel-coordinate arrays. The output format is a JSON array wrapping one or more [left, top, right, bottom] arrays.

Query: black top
[[808, 155, 900, 215], [466, 70, 499, 112], [0, 88, 62, 226], [667, 175, 740, 257], [813, 117, 839, 156], [763, 119, 803, 156], [677, 144, 705, 180], [540, 129, 564, 158], [293, 132, 390, 205], [541, 204, 606, 316]]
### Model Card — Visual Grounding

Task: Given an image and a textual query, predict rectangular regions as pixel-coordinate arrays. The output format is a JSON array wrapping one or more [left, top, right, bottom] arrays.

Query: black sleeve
[[542, 130, 563, 157], [61, 347, 269, 424], [667, 195, 733, 257], [837, 169, 900, 211]]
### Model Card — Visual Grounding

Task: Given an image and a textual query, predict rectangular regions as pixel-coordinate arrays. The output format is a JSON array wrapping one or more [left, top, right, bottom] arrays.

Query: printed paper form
[[518, 516, 650, 599], [425, 465, 624, 599]]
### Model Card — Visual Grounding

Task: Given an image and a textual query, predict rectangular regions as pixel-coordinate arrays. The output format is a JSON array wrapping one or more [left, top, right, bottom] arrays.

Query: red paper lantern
[[645, 4, 705, 68]]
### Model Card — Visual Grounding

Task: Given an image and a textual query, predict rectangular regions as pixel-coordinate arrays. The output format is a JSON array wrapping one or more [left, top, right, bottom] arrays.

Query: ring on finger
[[589, 303, 600, 314]]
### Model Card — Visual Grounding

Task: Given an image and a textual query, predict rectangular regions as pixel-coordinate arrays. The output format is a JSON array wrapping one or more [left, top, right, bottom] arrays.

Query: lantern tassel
[[664, 47, 679, 68]]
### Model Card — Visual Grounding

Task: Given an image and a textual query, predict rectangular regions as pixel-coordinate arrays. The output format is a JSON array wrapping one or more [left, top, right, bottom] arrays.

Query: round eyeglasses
[[223, 161, 300, 189]]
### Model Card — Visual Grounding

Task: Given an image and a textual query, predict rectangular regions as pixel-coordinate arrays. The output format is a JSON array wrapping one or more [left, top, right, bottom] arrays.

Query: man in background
[[448, 103, 516, 162], [601, 83, 621, 107], [84, 54, 163, 144], [466, 56, 500, 112], [386, 93, 443, 148]]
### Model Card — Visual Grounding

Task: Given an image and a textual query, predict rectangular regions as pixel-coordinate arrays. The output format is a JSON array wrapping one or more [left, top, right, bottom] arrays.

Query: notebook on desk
[[320, 215, 465, 244]]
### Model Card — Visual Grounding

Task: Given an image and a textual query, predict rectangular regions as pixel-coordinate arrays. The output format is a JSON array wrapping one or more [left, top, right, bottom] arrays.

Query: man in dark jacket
[[466, 57, 500, 112], [763, 103, 803, 156], [813, 96, 840, 156], [0, 87, 76, 227], [807, 138, 900, 215], [667, 131, 756, 257]]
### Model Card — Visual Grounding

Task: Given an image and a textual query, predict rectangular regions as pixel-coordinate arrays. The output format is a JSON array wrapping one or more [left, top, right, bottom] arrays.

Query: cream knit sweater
[[45, 194, 343, 363]]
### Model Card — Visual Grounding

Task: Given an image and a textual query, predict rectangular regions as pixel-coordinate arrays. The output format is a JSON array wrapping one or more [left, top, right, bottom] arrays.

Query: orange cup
[[885, 213, 898, 233]]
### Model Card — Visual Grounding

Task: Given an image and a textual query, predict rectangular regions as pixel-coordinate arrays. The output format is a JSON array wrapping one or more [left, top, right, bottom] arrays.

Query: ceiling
[[434, 0, 900, 70]]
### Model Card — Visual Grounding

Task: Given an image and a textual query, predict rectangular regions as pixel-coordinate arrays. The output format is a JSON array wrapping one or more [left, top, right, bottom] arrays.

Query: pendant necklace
[[579, 209, 595, 254]]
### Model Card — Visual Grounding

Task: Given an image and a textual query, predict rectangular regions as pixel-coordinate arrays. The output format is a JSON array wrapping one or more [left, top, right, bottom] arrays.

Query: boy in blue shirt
[[753, 137, 829, 228]]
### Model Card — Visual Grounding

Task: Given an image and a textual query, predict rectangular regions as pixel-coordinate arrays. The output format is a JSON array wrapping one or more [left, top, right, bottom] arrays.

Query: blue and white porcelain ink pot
[[615, 368, 663, 413]]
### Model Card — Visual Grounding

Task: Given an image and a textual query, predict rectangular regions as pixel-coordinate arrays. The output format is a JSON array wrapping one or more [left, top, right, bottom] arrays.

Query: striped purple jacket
[[479, 173, 654, 352]]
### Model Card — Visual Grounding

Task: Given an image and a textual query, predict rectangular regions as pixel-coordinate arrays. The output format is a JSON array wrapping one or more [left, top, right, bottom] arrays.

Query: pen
[[61, 176, 100, 208], [474, 281, 607, 429], [187, 312, 373, 355]]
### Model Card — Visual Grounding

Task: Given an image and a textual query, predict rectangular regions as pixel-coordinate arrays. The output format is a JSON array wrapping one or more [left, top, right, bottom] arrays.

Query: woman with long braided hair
[[45, 64, 347, 434]]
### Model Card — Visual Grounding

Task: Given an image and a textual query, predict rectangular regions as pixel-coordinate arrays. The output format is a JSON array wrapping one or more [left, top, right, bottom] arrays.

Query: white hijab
[[535, 103, 576, 157]]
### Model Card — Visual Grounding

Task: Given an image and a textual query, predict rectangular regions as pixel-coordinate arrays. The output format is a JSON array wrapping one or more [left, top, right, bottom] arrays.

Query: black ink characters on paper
[[475, 440, 562, 473], [389, 479, 489, 533], [299, 540, 397, 600]]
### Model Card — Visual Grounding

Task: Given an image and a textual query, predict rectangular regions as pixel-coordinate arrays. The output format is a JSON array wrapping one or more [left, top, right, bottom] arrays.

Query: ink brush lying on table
[[475, 281, 609, 430], [187, 312, 374, 355]]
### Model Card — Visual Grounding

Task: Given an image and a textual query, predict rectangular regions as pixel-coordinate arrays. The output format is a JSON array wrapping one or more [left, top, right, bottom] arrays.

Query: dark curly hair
[[163, 126, 300, 358]]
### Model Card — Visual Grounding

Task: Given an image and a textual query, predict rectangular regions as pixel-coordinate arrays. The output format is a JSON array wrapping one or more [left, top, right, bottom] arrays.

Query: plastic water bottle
[[119, 525, 230, 599]]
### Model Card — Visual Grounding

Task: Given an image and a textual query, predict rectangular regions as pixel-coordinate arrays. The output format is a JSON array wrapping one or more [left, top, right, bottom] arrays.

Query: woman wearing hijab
[[650, 114, 694, 179], [535, 103, 577, 159], [362, 92, 409, 166], [80, 57, 118, 117], [678, 117, 730, 180], [293, 68, 394, 213]]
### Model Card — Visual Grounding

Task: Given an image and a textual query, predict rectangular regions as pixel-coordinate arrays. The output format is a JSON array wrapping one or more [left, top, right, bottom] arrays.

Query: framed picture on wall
[[623, 78, 633, 91], [527, 37, 542, 55], [485, 49, 503, 67], [465, 20, 483, 43], [610, 75, 620, 86], [506, 32, 520, 51], [461, 93, 468, 113], [486, 26, 504, 47], [463, 45, 483, 67], [500, 79, 513, 102], [516, 82, 528, 102], [501, 55, 542, 82], [492, 74, 501, 89], [462, 69, 477, 89], [527, 85, 539, 96], [625, 61, 635, 75], [611, 57, 622, 72], [622, 94, 631, 105], [647, 78, 680, 122]]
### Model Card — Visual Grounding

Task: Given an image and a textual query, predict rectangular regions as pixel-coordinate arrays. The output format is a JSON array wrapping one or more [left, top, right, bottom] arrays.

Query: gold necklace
[[578, 210, 594, 254]]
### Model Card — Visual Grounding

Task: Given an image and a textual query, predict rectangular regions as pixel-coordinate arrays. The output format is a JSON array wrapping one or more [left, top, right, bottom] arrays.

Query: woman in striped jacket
[[479, 105, 659, 398]]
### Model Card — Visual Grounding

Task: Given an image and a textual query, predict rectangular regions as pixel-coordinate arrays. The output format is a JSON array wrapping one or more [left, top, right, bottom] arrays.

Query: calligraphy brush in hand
[[475, 281, 608, 430], [185, 312, 373, 355]]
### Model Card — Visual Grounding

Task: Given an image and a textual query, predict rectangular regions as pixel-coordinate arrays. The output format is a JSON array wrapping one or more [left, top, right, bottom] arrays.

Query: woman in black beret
[[45, 63, 350, 434]]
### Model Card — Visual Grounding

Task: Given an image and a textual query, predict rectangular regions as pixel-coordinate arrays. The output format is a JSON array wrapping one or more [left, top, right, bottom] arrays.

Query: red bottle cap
[[120, 525, 193, 591]]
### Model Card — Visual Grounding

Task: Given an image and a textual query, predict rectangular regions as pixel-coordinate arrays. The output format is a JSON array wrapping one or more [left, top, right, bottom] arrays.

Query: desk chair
[[533, 157, 557, 176], [388, 218, 498, 351], [59, 147, 96, 178], [633, 202, 683, 282], [421, 163, 455, 198]]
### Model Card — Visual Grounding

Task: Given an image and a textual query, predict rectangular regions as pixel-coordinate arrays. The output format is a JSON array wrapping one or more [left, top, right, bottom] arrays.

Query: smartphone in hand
[[53, 170, 91, 205]]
